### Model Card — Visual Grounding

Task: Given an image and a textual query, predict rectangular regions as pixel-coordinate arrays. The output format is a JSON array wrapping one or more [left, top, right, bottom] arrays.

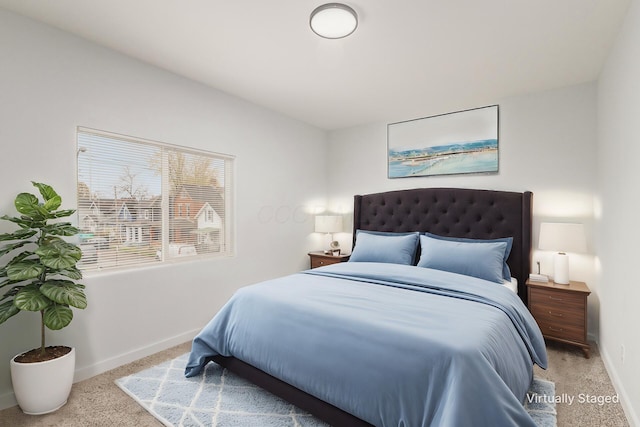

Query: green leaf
[[7, 251, 35, 265], [7, 260, 45, 280], [50, 209, 76, 218], [1, 215, 35, 228], [40, 280, 87, 309], [42, 222, 79, 236], [34, 204, 51, 219], [0, 279, 21, 291], [1, 286, 21, 302], [14, 285, 51, 311], [43, 195, 62, 212], [0, 300, 20, 325], [43, 304, 73, 330], [0, 241, 28, 258], [57, 267, 83, 280], [14, 193, 40, 216], [32, 182, 59, 203], [36, 240, 82, 270], [2, 252, 36, 277], [0, 228, 38, 241], [19, 216, 46, 229]]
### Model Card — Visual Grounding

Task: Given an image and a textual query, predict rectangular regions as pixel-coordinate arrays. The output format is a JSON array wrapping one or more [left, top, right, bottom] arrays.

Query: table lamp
[[315, 215, 343, 255], [538, 222, 587, 284]]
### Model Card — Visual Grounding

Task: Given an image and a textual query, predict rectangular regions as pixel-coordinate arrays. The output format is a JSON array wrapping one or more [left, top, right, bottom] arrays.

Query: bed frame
[[212, 187, 532, 427]]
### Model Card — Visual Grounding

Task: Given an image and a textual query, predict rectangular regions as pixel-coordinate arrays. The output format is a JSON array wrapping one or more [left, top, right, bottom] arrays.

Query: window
[[76, 127, 234, 271]]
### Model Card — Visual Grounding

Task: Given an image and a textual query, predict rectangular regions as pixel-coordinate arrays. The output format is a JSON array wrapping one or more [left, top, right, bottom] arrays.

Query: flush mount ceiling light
[[310, 3, 358, 39]]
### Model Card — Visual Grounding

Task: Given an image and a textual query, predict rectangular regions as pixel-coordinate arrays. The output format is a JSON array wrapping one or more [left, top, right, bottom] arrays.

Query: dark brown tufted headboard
[[353, 188, 532, 303]]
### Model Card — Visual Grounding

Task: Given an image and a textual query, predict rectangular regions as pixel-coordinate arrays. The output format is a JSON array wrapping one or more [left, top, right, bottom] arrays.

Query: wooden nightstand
[[526, 279, 591, 358], [308, 251, 350, 269]]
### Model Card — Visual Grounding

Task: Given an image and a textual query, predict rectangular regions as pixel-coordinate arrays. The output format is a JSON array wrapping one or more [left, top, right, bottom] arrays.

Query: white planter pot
[[10, 347, 75, 415]]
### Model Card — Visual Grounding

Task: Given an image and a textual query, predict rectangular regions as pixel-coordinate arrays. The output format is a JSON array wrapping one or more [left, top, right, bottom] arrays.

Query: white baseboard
[[599, 344, 639, 427], [0, 328, 200, 411], [0, 391, 17, 412], [73, 328, 199, 382]]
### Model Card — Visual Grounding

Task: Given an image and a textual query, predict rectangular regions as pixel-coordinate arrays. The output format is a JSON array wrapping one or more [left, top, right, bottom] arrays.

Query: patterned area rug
[[116, 353, 556, 427]]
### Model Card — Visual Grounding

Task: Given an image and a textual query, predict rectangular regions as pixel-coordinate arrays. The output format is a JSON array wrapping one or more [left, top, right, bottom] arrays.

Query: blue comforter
[[186, 262, 547, 427]]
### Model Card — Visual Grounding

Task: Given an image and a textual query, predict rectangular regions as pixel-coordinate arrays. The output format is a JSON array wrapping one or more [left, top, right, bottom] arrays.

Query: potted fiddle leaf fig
[[0, 181, 86, 415]]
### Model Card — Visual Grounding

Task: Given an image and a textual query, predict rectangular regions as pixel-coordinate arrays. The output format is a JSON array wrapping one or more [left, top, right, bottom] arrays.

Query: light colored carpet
[[0, 340, 630, 427], [534, 341, 629, 427], [115, 353, 555, 427]]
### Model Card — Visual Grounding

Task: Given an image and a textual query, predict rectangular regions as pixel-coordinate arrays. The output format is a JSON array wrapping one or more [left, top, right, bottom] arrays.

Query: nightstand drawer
[[536, 319, 585, 343], [530, 305, 584, 328], [529, 288, 584, 313], [308, 252, 350, 269], [311, 257, 337, 268]]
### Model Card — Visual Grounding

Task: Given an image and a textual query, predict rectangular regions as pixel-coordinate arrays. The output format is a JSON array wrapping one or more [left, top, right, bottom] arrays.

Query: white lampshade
[[539, 222, 587, 284], [315, 215, 343, 233], [310, 3, 358, 39], [539, 223, 587, 254]]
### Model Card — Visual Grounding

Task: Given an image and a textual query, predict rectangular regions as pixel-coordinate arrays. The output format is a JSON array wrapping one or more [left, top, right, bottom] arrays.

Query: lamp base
[[553, 252, 569, 284]]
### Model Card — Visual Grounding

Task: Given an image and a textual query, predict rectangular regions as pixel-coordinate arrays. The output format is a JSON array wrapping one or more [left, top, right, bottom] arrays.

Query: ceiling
[[0, 0, 630, 130]]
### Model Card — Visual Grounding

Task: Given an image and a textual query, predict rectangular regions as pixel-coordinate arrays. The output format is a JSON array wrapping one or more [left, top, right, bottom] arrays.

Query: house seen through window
[[76, 128, 234, 271]]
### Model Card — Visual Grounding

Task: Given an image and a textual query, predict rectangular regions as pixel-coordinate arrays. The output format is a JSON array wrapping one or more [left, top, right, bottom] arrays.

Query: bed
[[185, 187, 547, 426]]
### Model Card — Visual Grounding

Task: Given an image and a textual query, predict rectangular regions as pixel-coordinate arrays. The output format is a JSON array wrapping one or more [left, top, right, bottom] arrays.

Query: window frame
[[76, 127, 235, 273]]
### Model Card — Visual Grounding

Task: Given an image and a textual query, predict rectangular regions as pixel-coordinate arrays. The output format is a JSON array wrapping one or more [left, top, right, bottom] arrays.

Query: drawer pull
[[548, 326, 564, 332], [548, 311, 564, 317], [548, 296, 564, 301]]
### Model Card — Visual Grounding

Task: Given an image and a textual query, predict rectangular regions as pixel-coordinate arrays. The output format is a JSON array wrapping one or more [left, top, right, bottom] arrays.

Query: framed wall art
[[388, 105, 499, 178]]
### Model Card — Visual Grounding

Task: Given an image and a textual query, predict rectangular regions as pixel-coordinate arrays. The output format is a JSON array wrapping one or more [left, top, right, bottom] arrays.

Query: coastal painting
[[388, 105, 499, 178]]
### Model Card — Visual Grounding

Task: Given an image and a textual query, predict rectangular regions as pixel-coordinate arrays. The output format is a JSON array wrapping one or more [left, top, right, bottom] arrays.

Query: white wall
[[597, 0, 640, 424], [2, 3, 635, 423], [0, 9, 327, 408], [326, 83, 599, 332]]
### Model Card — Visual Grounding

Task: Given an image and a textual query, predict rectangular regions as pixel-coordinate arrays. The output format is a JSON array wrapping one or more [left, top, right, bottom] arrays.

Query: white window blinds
[[76, 128, 234, 272]]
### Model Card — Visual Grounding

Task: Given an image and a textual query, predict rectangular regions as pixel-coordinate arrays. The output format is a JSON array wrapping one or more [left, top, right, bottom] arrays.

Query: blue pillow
[[423, 232, 513, 280], [417, 235, 507, 284], [349, 230, 419, 265]]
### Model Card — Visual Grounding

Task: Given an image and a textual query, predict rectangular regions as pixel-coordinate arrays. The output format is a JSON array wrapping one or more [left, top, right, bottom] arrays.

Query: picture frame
[[387, 105, 499, 178]]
